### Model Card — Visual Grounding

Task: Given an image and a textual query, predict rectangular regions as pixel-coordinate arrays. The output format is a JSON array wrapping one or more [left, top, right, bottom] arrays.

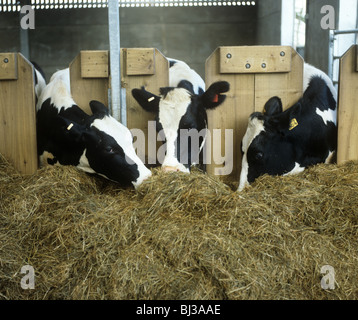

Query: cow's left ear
[[132, 87, 160, 113], [201, 81, 230, 109], [263, 97, 283, 116], [89, 100, 110, 118]]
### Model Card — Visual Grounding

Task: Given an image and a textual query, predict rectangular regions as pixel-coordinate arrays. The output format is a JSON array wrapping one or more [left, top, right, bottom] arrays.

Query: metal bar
[[108, 0, 122, 122], [333, 29, 358, 35]]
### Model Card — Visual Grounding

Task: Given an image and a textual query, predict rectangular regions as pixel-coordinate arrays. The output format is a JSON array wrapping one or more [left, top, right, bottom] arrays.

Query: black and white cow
[[32, 61, 47, 103], [238, 72, 337, 191], [132, 58, 230, 172], [36, 68, 152, 188]]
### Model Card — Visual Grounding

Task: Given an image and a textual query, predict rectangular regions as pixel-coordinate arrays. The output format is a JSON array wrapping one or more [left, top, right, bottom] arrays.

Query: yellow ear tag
[[289, 118, 298, 131]]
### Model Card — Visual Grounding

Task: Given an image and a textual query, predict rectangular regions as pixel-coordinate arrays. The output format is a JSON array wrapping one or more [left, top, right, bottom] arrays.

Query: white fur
[[303, 63, 337, 102], [238, 117, 265, 191], [34, 69, 46, 100], [283, 162, 305, 176], [168, 58, 205, 94], [158, 87, 192, 173], [315, 107, 337, 126], [36, 68, 74, 112], [91, 116, 152, 188]]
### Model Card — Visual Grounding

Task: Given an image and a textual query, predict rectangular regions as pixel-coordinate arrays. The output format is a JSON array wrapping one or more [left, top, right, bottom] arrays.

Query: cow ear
[[132, 87, 160, 113], [89, 100, 109, 118], [201, 81, 230, 109], [263, 96, 283, 116], [55, 116, 83, 141]]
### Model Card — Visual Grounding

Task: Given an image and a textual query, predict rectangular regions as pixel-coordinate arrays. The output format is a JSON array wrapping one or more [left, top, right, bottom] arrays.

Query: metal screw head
[[280, 51, 285, 57], [226, 53, 232, 59], [245, 63, 251, 69], [261, 63, 266, 68], [3, 58, 9, 63]]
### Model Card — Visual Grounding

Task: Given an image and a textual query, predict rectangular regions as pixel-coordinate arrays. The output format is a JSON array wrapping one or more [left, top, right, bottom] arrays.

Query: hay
[[1, 154, 358, 300]]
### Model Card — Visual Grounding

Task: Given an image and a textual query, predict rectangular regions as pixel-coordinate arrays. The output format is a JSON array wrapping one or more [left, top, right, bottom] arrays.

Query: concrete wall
[[0, 5, 257, 81], [256, 0, 282, 45], [305, 0, 339, 74]]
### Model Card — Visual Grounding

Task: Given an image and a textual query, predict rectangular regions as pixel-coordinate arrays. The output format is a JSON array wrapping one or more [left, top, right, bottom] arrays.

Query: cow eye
[[104, 146, 114, 154], [255, 152, 264, 161]]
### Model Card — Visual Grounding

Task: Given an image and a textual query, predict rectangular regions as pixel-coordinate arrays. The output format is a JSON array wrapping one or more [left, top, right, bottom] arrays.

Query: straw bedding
[[0, 154, 357, 300]]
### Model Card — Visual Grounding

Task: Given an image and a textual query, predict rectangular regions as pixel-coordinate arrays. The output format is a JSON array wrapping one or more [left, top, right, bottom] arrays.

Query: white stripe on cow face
[[78, 149, 96, 173], [158, 88, 192, 172], [91, 115, 152, 187], [238, 116, 265, 191], [315, 107, 337, 126]]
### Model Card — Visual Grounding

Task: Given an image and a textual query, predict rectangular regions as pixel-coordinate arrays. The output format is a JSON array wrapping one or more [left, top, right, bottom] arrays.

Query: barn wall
[[0, 6, 257, 81], [305, 0, 339, 74], [256, 0, 282, 45]]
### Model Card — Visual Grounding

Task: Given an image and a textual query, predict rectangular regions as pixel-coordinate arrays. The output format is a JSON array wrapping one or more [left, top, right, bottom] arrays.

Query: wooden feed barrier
[[205, 46, 304, 181], [337, 44, 358, 164], [69, 48, 169, 166], [0, 53, 38, 175]]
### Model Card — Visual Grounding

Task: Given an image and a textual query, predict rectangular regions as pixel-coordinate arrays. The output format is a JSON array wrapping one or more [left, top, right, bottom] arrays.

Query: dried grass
[[1, 154, 357, 300]]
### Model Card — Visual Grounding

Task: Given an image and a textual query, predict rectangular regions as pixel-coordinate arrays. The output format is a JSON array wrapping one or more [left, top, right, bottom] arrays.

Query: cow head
[[39, 99, 151, 189], [132, 80, 230, 172], [238, 76, 337, 191]]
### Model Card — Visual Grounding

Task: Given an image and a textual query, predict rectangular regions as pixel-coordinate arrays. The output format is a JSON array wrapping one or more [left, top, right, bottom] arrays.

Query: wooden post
[[0, 53, 38, 175], [69, 50, 109, 115], [337, 45, 358, 164], [205, 46, 303, 181], [121, 48, 169, 165]]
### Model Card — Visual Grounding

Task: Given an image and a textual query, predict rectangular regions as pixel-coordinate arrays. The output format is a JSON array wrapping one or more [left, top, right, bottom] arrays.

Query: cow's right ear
[[132, 87, 160, 113], [201, 81, 230, 110], [263, 96, 283, 116]]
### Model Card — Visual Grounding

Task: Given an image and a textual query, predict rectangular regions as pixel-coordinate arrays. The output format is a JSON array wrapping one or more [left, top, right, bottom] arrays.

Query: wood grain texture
[[337, 45, 358, 164], [206, 46, 303, 182], [70, 50, 109, 115], [122, 48, 169, 165], [0, 53, 37, 174]]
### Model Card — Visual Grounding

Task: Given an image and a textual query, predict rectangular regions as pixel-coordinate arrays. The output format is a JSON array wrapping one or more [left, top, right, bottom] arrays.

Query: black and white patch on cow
[[132, 80, 230, 172], [238, 75, 337, 191], [32, 61, 46, 103], [168, 58, 205, 95], [36, 68, 151, 189]]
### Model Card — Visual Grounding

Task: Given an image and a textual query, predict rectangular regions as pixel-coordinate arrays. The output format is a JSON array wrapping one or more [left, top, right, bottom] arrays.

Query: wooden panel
[[70, 51, 109, 115], [220, 46, 292, 74], [337, 45, 358, 164], [122, 48, 169, 165], [0, 53, 37, 174], [206, 48, 255, 181], [254, 47, 303, 112], [0, 53, 17, 80], [126, 48, 155, 75], [80, 50, 109, 78], [206, 46, 303, 182]]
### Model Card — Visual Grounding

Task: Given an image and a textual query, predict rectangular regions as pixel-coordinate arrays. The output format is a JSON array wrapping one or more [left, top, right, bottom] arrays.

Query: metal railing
[[328, 29, 358, 84]]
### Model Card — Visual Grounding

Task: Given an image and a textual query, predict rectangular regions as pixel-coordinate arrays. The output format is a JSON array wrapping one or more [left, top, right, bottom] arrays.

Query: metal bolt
[[261, 63, 266, 68], [245, 63, 251, 69], [226, 53, 232, 59], [3, 58, 9, 63], [280, 51, 285, 57]]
